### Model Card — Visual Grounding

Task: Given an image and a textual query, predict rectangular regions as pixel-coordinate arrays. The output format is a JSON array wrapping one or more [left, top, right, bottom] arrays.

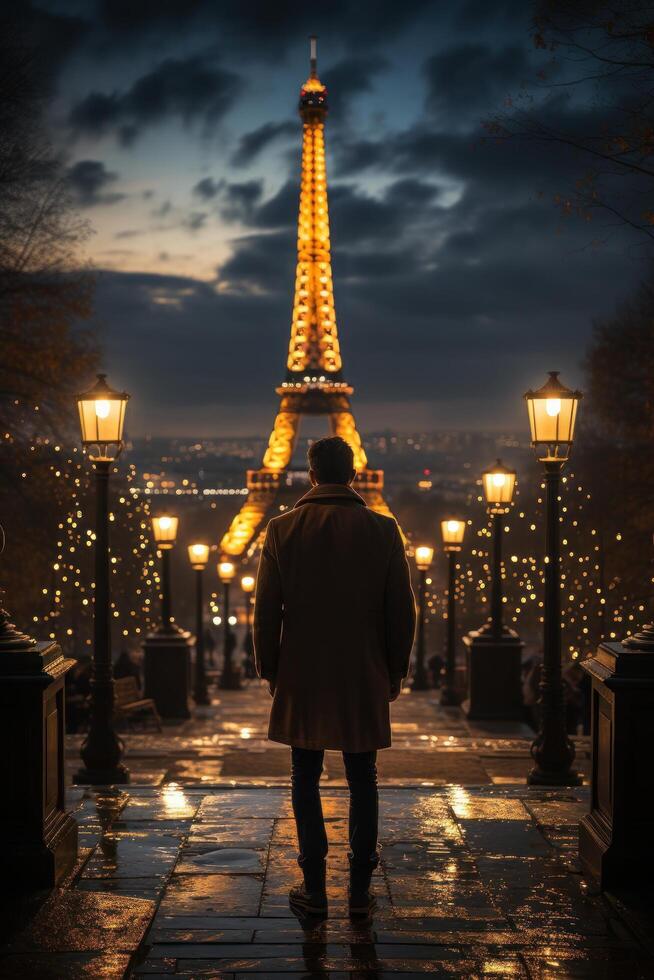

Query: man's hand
[[389, 678, 402, 702]]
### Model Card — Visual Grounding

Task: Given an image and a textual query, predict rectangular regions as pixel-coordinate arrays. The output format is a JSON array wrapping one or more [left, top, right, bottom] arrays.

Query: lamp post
[[525, 371, 583, 786], [218, 560, 240, 690], [151, 515, 179, 632], [241, 574, 256, 679], [440, 519, 465, 707], [463, 460, 525, 721], [480, 460, 516, 639], [411, 546, 434, 691], [188, 544, 210, 706], [74, 373, 130, 784], [143, 514, 192, 719]]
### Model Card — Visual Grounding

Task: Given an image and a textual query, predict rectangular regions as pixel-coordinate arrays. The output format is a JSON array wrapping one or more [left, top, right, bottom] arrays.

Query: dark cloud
[[68, 55, 240, 143], [226, 176, 442, 249], [424, 44, 530, 123], [321, 54, 390, 120], [66, 159, 125, 206], [217, 180, 265, 224], [217, 230, 295, 293], [383, 178, 441, 207], [230, 121, 297, 167], [94, 0, 432, 55], [193, 177, 222, 200]]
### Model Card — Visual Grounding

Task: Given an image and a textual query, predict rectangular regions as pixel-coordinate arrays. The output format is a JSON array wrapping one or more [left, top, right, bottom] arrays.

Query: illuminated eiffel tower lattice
[[220, 37, 395, 560]]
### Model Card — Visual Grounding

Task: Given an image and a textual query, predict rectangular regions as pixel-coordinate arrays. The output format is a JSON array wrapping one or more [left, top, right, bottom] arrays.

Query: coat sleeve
[[253, 521, 283, 682], [384, 522, 417, 681]]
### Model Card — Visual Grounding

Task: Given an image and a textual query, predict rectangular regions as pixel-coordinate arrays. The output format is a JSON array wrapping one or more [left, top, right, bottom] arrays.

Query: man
[[254, 436, 416, 917]]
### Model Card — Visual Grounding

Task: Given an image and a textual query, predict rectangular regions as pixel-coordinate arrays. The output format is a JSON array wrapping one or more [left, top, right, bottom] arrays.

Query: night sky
[[35, 1, 643, 436]]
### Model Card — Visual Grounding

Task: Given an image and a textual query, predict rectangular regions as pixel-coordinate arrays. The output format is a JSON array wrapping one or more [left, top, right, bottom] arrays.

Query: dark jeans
[[291, 747, 379, 873]]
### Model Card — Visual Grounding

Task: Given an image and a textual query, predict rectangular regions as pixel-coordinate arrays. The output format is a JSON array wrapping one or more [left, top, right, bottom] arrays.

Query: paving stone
[[0, 951, 133, 978], [148, 929, 254, 943], [82, 833, 180, 878], [5, 890, 153, 953], [460, 819, 554, 857], [157, 873, 263, 917]]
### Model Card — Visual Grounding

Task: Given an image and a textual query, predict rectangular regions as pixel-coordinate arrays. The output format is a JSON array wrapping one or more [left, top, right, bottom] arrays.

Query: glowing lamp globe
[[188, 543, 210, 570], [482, 459, 517, 509], [218, 561, 236, 584], [441, 519, 466, 551], [77, 373, 129, 459], [151, 515, 178, 550], [241, 575, 256, 594], [415, 546, 434, 572], [524, 372, 582, 461]]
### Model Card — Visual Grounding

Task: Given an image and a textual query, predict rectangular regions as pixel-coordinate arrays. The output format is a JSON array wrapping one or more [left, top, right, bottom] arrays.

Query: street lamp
[[241, 574, 256, 679], [525, 371, 583, 786], [218, 560, 240, 689], [151, 515, 180, 633], [74, 373, 130, 785], [410, 546, 434, 691], [440, 519, 465, 707], [188, 543, 210, 706], [143, 513, 191, 720], [463, 460, 524, 721], [480, 460, 516, 639]]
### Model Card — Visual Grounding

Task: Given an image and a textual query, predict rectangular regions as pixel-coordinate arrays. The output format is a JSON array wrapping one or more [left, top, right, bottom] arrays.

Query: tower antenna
[[309, 35, 317, 78]]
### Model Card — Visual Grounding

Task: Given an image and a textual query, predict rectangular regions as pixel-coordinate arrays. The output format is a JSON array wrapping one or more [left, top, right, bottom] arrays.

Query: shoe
[[289, 881, 328, 916], [348, 886, 376, 916], [289, 858, 327, 915], [348, 856, 377, 916]]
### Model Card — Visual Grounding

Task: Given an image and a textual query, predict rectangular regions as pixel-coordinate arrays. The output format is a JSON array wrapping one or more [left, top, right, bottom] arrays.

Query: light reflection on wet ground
[[5, 689, 648, 977], [64, 684, 592, 788], [16, 782, 643, 978]]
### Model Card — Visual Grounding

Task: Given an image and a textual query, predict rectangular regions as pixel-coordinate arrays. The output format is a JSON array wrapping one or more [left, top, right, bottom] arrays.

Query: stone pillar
[[579, 629, 654, 888], [463, 630, 524, 721], [0, 610, 78, 887]]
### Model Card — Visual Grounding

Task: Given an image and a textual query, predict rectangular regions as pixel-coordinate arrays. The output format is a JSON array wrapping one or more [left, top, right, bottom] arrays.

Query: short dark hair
[[308, 436, 355, 484]]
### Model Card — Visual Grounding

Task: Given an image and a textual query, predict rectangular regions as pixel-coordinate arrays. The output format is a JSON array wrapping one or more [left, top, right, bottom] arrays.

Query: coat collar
[[294, 483, 367, 508]]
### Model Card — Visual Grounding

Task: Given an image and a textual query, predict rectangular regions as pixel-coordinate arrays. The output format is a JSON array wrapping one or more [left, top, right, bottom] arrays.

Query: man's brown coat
[[253, 483, 416, 752]]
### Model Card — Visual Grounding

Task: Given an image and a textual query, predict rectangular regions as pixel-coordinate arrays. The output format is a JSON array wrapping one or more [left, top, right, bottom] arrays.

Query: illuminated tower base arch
[[220, 39, 394, 560]]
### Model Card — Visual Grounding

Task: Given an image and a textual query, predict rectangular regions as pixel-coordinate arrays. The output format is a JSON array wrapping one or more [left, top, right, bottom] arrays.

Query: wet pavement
[[64, 683, 592, 788], [2, 686, 652, 978]]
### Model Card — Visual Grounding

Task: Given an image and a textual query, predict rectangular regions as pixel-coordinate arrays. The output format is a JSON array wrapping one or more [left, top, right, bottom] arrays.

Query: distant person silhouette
[[254, 436, 416, 917]]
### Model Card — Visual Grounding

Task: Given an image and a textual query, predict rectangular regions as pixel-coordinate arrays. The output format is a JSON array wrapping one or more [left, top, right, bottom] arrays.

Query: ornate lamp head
[[151, 515, 178, 550], [524, 372, 582, 463], [415, 546, 434, 572], [187, 543, 210, 570], [482, 459, 517, 512], [441, 519, 466, 552], [77, 374, 129, 462]]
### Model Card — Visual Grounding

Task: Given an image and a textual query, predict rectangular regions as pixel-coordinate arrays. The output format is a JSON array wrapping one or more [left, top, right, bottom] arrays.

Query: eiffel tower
[[220, 38, 395, 561]]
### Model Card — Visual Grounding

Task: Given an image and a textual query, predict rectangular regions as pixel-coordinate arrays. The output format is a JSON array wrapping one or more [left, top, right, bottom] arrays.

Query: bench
[[114, 676, 161, 731]]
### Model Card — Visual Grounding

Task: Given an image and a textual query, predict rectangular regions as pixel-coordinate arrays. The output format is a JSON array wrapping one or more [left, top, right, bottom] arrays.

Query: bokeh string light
[[3, 400, 161, 653], [419, 471, 644, 663]]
